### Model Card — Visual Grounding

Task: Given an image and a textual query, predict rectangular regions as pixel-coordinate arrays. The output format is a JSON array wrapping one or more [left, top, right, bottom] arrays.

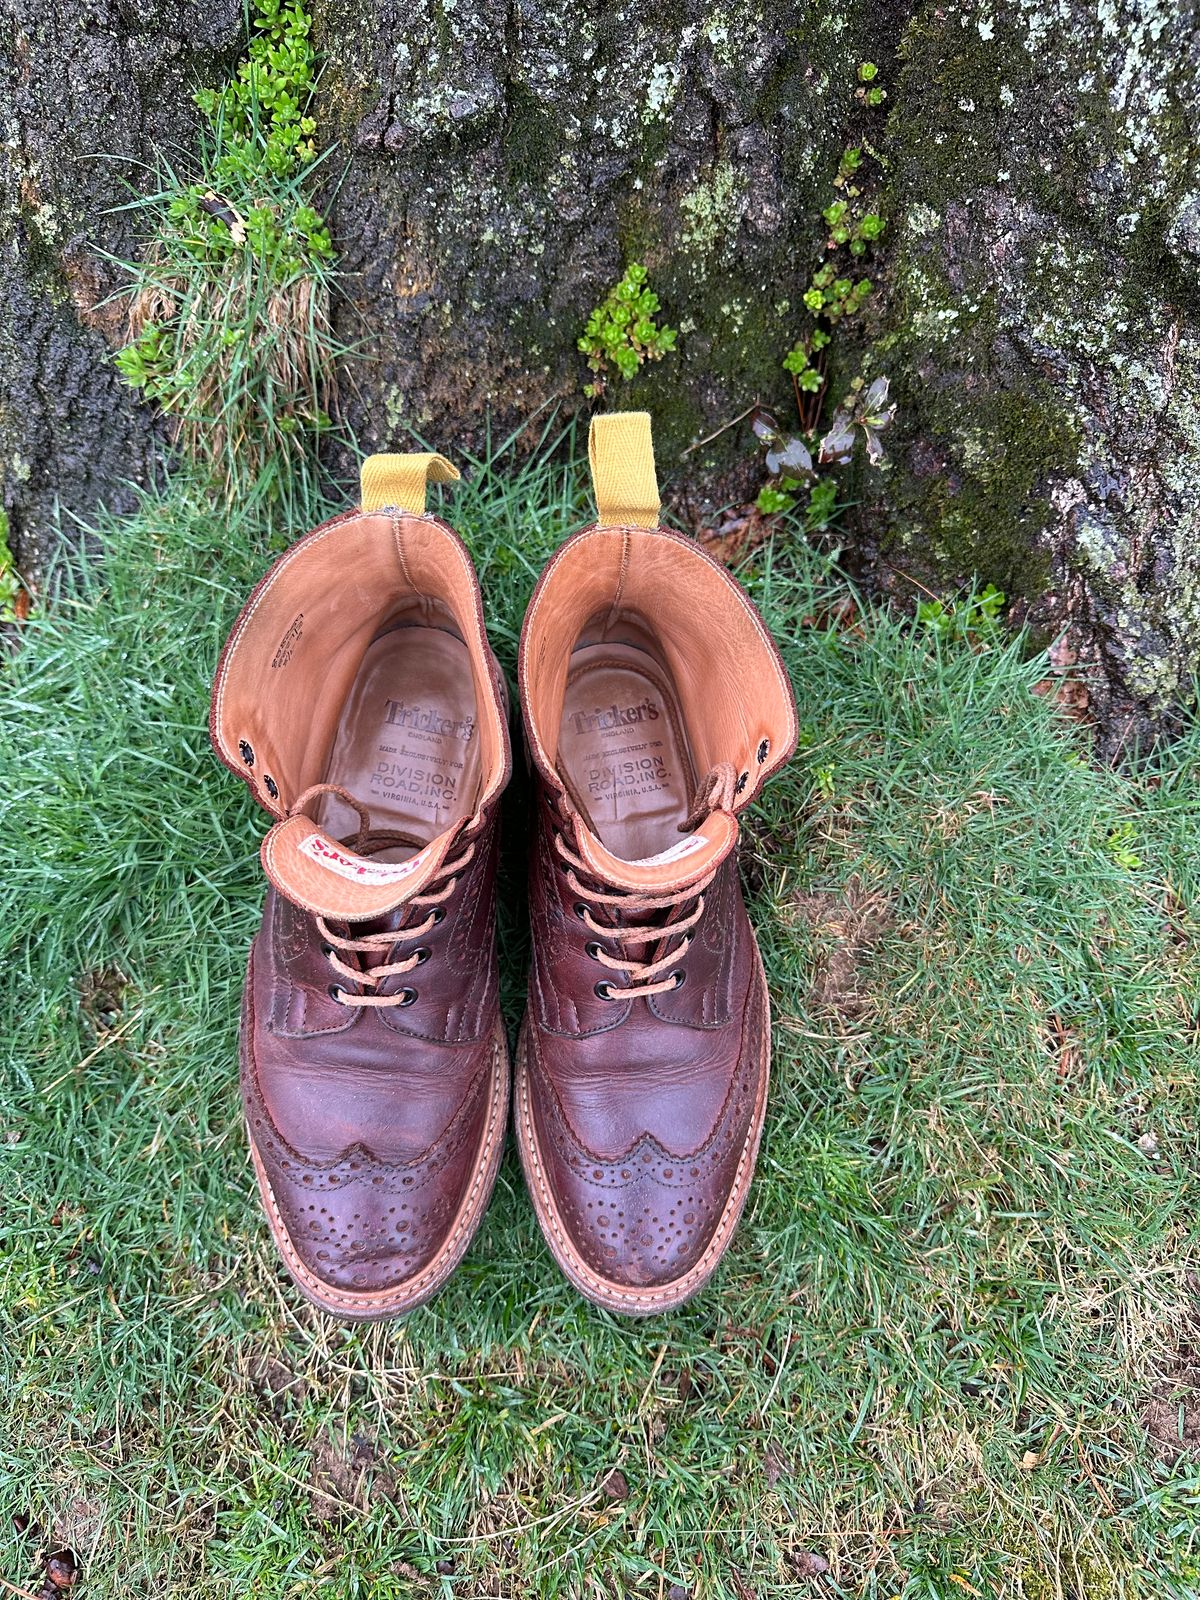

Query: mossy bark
[[3, 0, 1198, 750], [868, 1, 1200, 752], [311, 0, 878, 514], [0, 0, 243, 578]]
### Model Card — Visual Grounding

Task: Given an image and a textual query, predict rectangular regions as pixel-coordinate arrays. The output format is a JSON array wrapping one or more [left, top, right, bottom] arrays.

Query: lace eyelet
[[397, 986, 418, 1007], [671, 970, 686, 989], [328, 983, 345, 1003], [414, 947, 431, 965], [320, 943, 333, 959], [238, 739, 254, 767], [431, 907, 446, 925], [573, 902, 588, 920], [594, 981, 614, 1001], [585, 941, 603, 961], [735, 771, 749, 795], [264, 774, 279, 800], [757, 738, 769, 764]]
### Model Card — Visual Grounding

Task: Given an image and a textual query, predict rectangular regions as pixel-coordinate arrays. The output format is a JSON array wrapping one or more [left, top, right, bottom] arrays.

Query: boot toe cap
[[556, 1159, 728, 1291], [274, 1162, 465, 1294], [244, 1044, 503, 1315], [522, 1033, 764, 1308]]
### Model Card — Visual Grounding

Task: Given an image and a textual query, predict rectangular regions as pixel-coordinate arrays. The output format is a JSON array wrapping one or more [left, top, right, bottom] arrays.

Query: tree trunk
[[312, 0, 878, 498], [870, 2, 1200, 753], [0, 1, 243, 577], [2, 0, 1198, 752]]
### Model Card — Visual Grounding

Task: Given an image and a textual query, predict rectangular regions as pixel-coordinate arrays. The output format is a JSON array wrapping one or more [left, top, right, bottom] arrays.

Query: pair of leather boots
[[210, 414, 797, 1319]]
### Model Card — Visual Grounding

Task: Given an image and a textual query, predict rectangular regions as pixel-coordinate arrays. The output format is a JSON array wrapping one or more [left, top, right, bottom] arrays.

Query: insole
[[557, 642, 696, 862], [318, 626, 480, 848]]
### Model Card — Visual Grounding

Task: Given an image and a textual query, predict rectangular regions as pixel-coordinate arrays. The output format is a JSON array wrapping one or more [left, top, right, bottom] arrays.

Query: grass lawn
[[2, 441, 1199, 1599]]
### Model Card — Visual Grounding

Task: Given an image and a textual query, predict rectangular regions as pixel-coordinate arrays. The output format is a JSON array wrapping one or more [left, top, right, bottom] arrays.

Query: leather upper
[[241, 816, 503, 1295], [523, 782, 767, 1290], [517, 518, 796, 1303], [212, 490, 512, 1313]]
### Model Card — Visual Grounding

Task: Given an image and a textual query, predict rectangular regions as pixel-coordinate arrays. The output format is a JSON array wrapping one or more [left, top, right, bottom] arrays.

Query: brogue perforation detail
[[242, 1008, 494, 1291], [522, 984, 762, 1285]]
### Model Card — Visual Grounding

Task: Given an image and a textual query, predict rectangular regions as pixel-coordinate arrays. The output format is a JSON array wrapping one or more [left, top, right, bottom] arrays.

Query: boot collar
[[518, 520, 796, 813], [210, 507, 510, 828]]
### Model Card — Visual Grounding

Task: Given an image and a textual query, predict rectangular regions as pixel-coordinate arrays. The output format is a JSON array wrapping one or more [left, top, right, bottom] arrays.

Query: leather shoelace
[[288, 783, 476, 1010], [553, 832, 716, 1000], [551, 763, 737, 1000]]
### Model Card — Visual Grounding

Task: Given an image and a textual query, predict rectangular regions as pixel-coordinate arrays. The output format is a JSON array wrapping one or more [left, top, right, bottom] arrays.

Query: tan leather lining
[[212, 511, 507, 823], [521, 525, 797, 807], [317, 623, 481, 844], [557, 643, 694, 862]]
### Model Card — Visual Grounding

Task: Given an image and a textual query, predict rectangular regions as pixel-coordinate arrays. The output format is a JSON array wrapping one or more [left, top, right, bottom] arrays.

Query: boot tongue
[[574, 808, 737, 895], [260, 811, 462, 920]]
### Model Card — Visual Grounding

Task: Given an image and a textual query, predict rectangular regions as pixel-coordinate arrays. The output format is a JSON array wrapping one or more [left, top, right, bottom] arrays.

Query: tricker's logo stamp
[[271, 613, 304, 668], [384, 699, 476, 742], [570, 699, 660, 735]]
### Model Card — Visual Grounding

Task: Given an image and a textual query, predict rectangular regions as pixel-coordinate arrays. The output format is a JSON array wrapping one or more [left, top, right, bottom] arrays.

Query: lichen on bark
[[868, 0, 1200, 750]]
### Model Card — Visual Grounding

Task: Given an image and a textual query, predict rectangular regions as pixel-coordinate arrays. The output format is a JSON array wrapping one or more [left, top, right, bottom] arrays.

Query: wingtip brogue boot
[[211, 452, 511, 1320], [515, 414, 797, 1315]]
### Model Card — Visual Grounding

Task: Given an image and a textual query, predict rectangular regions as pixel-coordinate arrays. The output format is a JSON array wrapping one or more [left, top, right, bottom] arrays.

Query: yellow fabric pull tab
[[588, 412, 660, 528], [360, 452, 460, 514]]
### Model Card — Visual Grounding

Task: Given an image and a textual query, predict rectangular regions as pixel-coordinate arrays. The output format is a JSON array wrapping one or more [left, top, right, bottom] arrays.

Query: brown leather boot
[[515, 414, 797, 1314], [210, 453, 511, 1320]]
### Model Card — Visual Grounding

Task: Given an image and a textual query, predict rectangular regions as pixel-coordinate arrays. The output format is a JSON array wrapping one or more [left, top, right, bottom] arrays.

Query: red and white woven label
[[298, 833, 428, 886]]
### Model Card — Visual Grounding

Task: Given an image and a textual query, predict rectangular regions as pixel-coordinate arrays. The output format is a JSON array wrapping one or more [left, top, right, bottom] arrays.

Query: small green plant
[[756, 484, 796, 515], [783, 327, 830, 392], [193, 0, 319, 179], [752, 377, 895, 515], [819, 375, 897, 467], [916, 583, 1007, 646], [0, 507, 20, 622], [857, 60, 886, 107], [806, 477, 839, 530], [821, 199, 886, 258], [578, 263, 677, 398], [801, 134, 886, 319], [756, 63, 890, 520], [1104, 821, 1142, 871], [114, 0, 340, 508], [802, 262, 873, 321]]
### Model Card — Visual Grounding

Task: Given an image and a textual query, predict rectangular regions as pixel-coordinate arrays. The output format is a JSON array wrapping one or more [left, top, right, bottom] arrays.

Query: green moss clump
[[888, 386, 1080, 598]]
